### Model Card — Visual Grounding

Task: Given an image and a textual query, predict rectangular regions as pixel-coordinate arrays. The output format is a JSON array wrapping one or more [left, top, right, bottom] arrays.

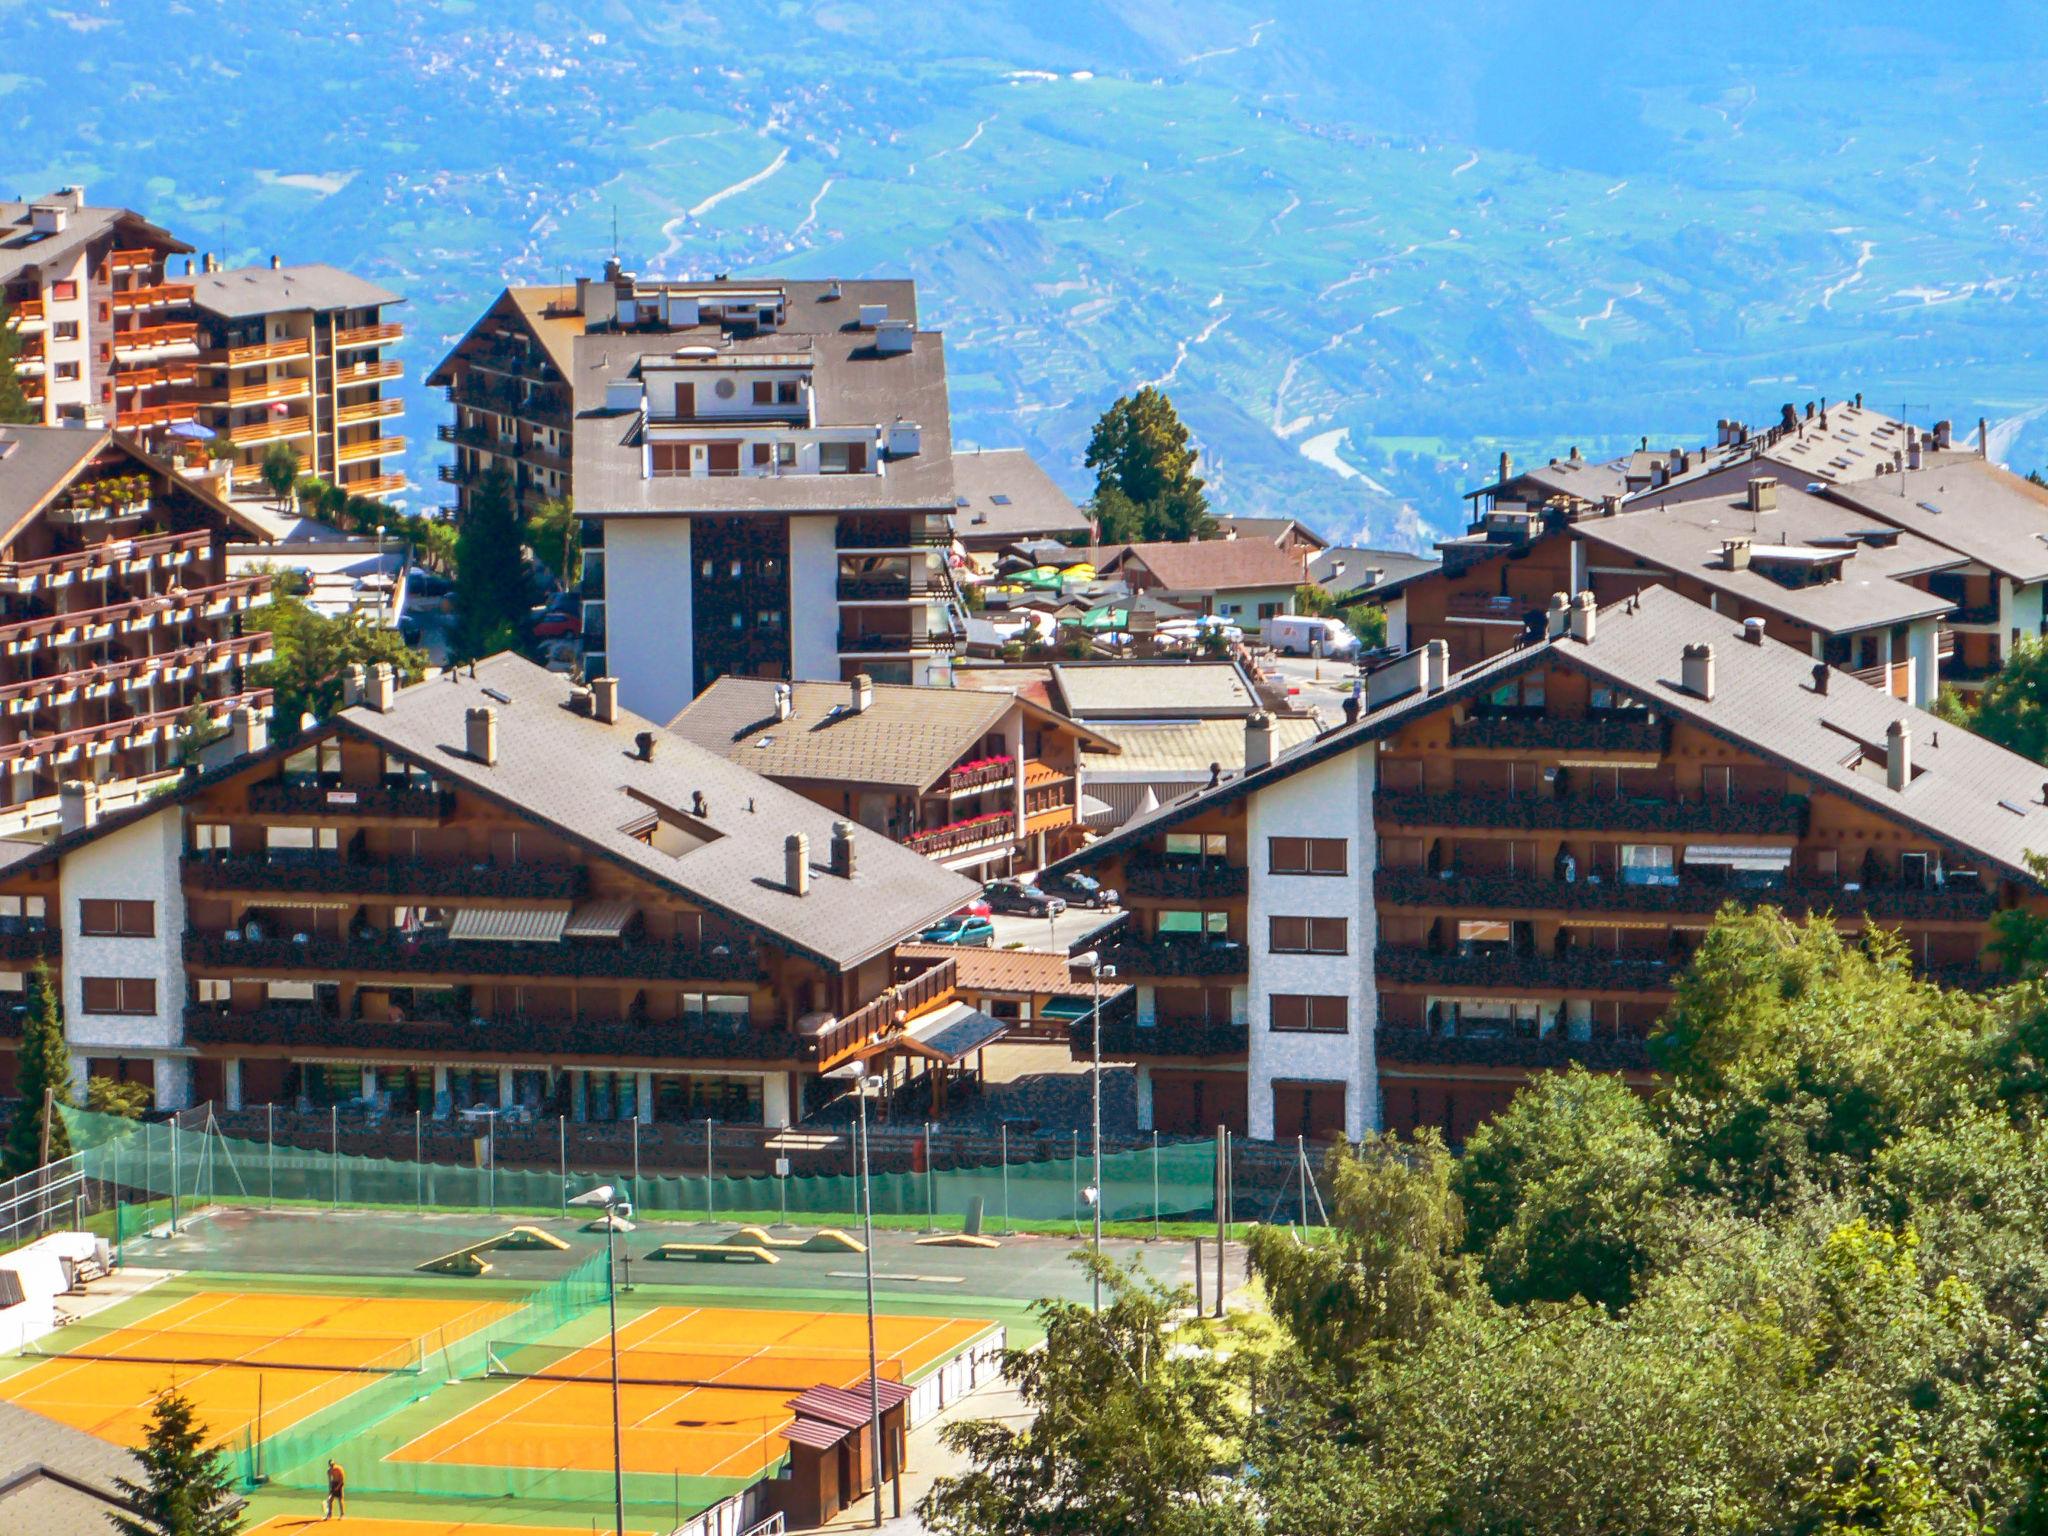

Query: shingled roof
[[1099, 538, 1307, 593]]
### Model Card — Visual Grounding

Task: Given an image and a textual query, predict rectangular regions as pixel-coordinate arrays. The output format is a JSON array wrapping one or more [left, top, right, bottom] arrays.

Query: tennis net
[[479, 1337, 905, 1394], [21, 1322, 424, 1376]]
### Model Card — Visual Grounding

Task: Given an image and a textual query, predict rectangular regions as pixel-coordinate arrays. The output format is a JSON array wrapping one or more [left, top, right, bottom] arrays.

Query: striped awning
[[241, 896, 354, 911], [563, 900, 637, 939], [1681, 844, 1793, 871], [448, 907, 570, 943]]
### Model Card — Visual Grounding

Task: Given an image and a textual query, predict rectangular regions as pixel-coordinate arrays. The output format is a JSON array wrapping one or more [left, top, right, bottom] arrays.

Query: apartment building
[[185, 259, 407, 505], [0, 652, 980, 1116], [667, 673, 1112, 873], [0, 188, 195, 439], [425, 283, 582, 522], [0, 425, 274, 824], [1046, 585, 2048, 1146]]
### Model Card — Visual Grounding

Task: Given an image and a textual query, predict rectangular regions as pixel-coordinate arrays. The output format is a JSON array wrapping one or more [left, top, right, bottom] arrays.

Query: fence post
[[111, 1136, 121, 1265], [705, 1117, 714, 1222], [1213, 1124, 1226, 1319], [330, 1105, 339, 1209], [926, 1121, 937, 1233], [1298, 1135, 1308, 1226], [559, 1114, 567, 1216], [266, 1103, 275, 1208], [631, 1116, 640, 1218], [169, 1118, 180, 1234], [415, 1110, 423, 1213], [1152, 1130, 1160, 1240], [1071, 1129, 1079, 1223], [1000, 1124, 1009, 1237]]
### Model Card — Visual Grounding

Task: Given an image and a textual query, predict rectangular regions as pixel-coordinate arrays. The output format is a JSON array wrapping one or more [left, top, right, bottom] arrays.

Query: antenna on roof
[[611, 203, 619, 261]]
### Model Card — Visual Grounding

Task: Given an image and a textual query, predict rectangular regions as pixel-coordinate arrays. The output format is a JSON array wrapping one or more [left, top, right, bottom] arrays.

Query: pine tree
[[0, 304, 36, 425], [454, 462, 529, 660], [2, 962, 70, 1177], [110, 1388, 244, 1536], [1083, 386, 1213, 543]]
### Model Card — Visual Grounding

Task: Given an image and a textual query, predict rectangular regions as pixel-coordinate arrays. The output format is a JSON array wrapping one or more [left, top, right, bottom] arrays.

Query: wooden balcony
[[335, 321, 404, 349], [1448, 713, 1668, 755], [183, 929, 766, 985], [187, 377, 312, 409], [1078, 1010, 1247, 1062], [0, 528, 208, 595], [0, 633, 271, 711], [808, 955, 958, 1071], [337, 359, 403, 387], [1376, 945, 1680, 994], [335, 397, 403, 426], [903, 812, 1014, 858], [108, 248, 159, 272], [1374, 867, 1996, 922], [1377, 1026, 1653, 1073], [0, 688, 272, 770], [232, 414, 315, 446], [246, 781, 453, 821], [113, 322, 199, 353], [184, 1005, 805, 1064], [1122, 855, 1249, 900], [1374, 790, 1809, 837], [341, 472, 406, 496], [335, 435, 405, 464], [181, 851, 588, 903], [112, 282, 195, 312], [1098, 928, 1249, 979], [198, 338, 311, 368], [7, 298, 44, 324], [0, 924, 59, 964]]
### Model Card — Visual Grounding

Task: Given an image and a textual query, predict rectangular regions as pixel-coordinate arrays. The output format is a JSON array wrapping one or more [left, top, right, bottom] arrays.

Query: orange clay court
[[388, 1304, 995, 1482], [0, 1289, 514, 1448]]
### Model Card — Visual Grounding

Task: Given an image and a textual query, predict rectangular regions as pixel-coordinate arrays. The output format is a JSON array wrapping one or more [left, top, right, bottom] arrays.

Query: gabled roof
[[0, 194, 188, 287], [0, 427, 273, 551], [1308, 545, 1439, 600], [1822, 458, 2048, 585], [339, 655, 978, 970], [1047, 660, 1262, 721], [426, 285, 585, 389], [1051, 585, 2048, 891], [0, 1401, 148, 1536], [1098, 538, 1306, 593], [1213, 515, 1329, 549], [1463, 453, 1630, 505], [188, 263, 400, 318], [665, 676, 1114, 793], [1079, 716, 1322, 779], [950, 448, 1090, 540]]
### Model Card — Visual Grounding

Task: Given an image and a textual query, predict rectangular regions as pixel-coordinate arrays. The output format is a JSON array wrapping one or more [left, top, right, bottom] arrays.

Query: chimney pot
[[591, 675, 620, 725], [465, 706, 499, 766], [635, 730, 657, 762], [58, 780, 97, 836], [1813, 662, 1830, 695], [1979, 417, 1989, 458], [1745, 477, 1778, 513], [1547, 592, 1572, 639], [691, 790, 708, 818], [1722, 536, 1753, 570], [1568, 591, 1596, 645], [1743, 617, 1766, 646], [1244, 710, 1276, 771], [1934, 419, 1953, 451], [1681, 642, 1715, 701], [785, 832, 811, 896], [342, 663, 367, 708], [368, 661, 396, 713], [849, 673, 874, 714], [1341, 690, 1361, 726], [774, 682, 793, 722], [1498, 450, 1512, 482], [1908, 439, 1924, 471], [830, 819, 857, 879], [1423, 638, 1451, 691], [232, 705, 266, 758], [1886, 719, 1911, 791]]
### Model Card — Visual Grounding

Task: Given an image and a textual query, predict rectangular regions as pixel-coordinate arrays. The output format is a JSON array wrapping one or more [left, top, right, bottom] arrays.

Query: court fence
[[60, 1104, 1224, 1236]]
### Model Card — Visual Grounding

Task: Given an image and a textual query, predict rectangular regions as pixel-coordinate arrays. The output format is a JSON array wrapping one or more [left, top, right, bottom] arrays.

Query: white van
[[1266, 613, 1360, 659]]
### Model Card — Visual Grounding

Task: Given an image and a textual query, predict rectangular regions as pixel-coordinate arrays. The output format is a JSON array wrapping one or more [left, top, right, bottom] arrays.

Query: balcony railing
[[338, 360, 404, 386], [836, 577, 944, 602], [1377, 1027, 1653, 1073], [336, 397, 404, 427], [807, 956, 960, 1071], [232, 415, 315, 447], [109, 248, 159, 272], [182, 851, 588, 903], [8, 299, 45, 323], [0, 529, 210, 594], [943, 757, 1014, 794], [1948, 601, 1999, 626], [0, 633, 272, 711], [183, 1005, 805, 1063], [246, 781, 453, 820], [1444, 593, 1532, 622], [835, 521, 950, 550], [1374, 790, 1809, 837], [1376, 946, 1680, 993], [1121, 855, 1249, 900], [335, 321, 404, 349], [183, 929, 765, 985], [0, 688, 272, 769], [903, 812, 1015, 857], [112, 282, 194, 312], [1448, 714, 1668, 754], [1078, 1013, 1248, 1061], [197, 338, 311, 368], [1375, 867, 1996, 921], [1099, 931, 1249, 978], [113, 322, 199, 353], [0, 925, 59, 964], [336, 435, 405, 464]]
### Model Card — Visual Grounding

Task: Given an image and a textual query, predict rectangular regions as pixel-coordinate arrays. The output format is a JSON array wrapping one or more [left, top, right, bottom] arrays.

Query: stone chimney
[[1722, 537, 1753, 571], [465, 706, 498, 766], [367, 662, 396, 713], [785, 832, 810, 896], [342, 664, 367, 708], [1746, 477, 1778, 513], [1423, 638, 1450, 692], [849, 673, 874, 714], [1568, 591, 1597, 644], [1934, 420, 1953, 451], [1547, 592, 1571, 639], [590, 676, 620, 726], [1908, 438, 1924, 471], [58, 780, 96, 836], [1681, 642, 1715, 701], [1244, 710, 1275, 772], [829, 819, 857, 879], [232, 705, 266, 757], [774, 683, 794, 723], [1886, 719, 1911, 791], [1498, 450, 1512, 482]]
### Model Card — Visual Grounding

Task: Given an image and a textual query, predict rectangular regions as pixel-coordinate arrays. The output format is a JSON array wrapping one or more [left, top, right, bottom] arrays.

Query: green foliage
[[3, 964, 70, 1176], [0, 304, 36, 425], [454, 463, 528, 660], [259, 442, 300, 508], [173, 701, 228, 765], [918, 1254, 1252, 1536], [87, 1075, 152, 1120], [110, 1388, 244, 1536], [524, 495, 580, 587], [1941, 636, 2048, 763], [1340, 600, 1387, 648], [1084, 387, 1214, 542], [1454, 1066, 1670, 1309], [247, 589, 427, 730], [1058, 625, 1094, 659], [1291, 582, 1335, 617]]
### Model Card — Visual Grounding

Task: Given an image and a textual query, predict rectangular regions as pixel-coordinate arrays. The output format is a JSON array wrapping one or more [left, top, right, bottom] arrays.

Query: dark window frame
[[1268, 916, 1348, 955], [1269, 836, 1348, 876], [1270, 993, 1348, 1033], [81, 976, 157, 1015], [79, 899, 155, 938]]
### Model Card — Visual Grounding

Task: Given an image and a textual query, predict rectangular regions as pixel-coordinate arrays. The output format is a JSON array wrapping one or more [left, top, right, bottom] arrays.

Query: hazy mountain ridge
[[4, 0, 2047, 547]]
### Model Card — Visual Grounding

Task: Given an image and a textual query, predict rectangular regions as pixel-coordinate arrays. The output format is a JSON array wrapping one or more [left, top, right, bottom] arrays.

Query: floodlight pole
[[1090, 962, 1114, 1310], [606, 1192, 624, 1536], [855, 1063, 884, 1528]]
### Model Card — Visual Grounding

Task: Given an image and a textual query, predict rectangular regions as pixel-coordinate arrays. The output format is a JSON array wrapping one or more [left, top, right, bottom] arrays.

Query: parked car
[[919, 914, 997, 947], [407, 566, 452, 597], [531, 611, 580, 639], [983, 879, 1066, 917], [1036, 869, 1118, 910], [952, 898, 994, 918]]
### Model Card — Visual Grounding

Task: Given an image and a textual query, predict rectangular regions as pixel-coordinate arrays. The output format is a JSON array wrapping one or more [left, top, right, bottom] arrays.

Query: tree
[[1083, 387, 1213, 543], [258, 442, 300, 510], [248, 588, 427, 731], [0, 303, 36, 425], [3, 963, 70, 1177], [918, 1255, 1252, 1536], [110, 1387, 243, 1536], [1291, 582, 1336, 618], [87, 1075, 152, 1120], [1453, 1066, 1671, 1310], [454, 463, 528, 660], [173, 701, 228, 765], [1341, 601, 1388, 648], [1939, 636, 2048, 762], [525, 495, 580, 588]]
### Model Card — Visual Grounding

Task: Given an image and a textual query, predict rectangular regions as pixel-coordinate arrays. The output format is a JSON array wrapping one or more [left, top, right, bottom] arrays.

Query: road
[[988, 904, 1122, 954], [1261, 650, 1366, 716]]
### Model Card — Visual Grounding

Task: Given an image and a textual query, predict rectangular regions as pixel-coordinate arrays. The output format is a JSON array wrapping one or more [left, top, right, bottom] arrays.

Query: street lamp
[[849, 1061, 885, 1527], [1071, 951, 1114, 1310], [569, 1182, 628, 1536]]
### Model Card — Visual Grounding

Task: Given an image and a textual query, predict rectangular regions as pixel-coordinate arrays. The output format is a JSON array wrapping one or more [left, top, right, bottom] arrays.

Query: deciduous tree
[[2, 964, 69, 1177], [0, 303, 36, 425]]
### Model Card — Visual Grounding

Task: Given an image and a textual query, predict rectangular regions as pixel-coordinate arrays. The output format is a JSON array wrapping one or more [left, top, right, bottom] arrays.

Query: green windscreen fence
[[64, 1106, 1219, 1229]]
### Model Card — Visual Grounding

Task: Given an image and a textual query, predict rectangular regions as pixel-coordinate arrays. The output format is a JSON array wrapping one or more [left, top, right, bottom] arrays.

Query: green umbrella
[[1080, 604, 1130, 631]]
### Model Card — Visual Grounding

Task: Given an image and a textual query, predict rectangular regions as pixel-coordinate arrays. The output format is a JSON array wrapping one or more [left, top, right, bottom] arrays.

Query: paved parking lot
[[988, 904, 1121, 954]]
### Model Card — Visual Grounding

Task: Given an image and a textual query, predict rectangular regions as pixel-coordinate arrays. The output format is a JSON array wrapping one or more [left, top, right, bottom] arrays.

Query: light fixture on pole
[[1072, 951, 1113, 1310], [569, 1182, 628, 1536], [850, 1061, 885, 1527]]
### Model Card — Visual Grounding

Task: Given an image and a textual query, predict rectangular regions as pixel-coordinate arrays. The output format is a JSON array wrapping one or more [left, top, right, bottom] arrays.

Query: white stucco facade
[[59, 807, 190, 1108], [1244, 746, 1380, 1140], [603, 517, 695, 722], [787, 514, 841, 682]]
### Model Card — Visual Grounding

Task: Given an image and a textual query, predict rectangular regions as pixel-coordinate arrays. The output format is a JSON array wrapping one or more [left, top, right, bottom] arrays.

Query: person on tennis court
[[324, 1459, 346, 1520]]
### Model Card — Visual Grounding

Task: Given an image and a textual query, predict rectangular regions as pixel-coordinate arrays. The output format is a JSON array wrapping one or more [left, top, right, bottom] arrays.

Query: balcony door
[[1272, 1079, 1345, 1142]]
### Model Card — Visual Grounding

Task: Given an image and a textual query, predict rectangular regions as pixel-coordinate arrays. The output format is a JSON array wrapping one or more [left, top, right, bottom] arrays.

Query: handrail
[[810, 956, 959, 1070]]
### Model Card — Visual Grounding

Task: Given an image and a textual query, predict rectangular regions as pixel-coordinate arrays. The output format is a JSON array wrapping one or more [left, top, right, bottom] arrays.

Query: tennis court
[[0, 1289, 514, 1447], [247, 1518, 666, 1536], [387, 1303, 996, 1482]]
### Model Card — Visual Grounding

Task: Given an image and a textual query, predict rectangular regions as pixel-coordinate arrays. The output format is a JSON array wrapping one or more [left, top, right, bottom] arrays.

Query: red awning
[[785, 1378, 915, 1430]]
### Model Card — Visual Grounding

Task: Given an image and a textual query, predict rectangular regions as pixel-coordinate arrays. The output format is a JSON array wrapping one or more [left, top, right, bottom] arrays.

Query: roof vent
[[875, 318, 914, 354], [1743, 617, 1766, 646], [1812, 662, 1830, 695], [691, 790, 707, 818], [773, 682, 794, 722], [635, 730, 657, 762], [824, 279, 843, 301], [591, 676, 620, 725], [857, 302, 887, 329], [1886, 719, 1911, 791]]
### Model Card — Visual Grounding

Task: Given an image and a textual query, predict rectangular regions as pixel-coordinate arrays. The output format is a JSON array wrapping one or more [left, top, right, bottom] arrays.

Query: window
[[81, 977, 156, 1015], [50, 280, 76, 301], [1269, 837, 1346, 876], [683, 993, 751, 1030], [79, 900, 154, 938], [1269, 916, 1347, 954], [1257, 601, 1283, 621], [1164, 831, 1228, 865], [195, 978, 230, 1005], [1158, 910, 1230, 938], [1270, 994, 1347, 1033], [1619, 844, 1677, 887], [819, 441, 853, 474], [53, 320, 78, 340], [775, 441, 796, 466], [193, 823, 231, 853], [55, 361, 79, 381], [752, 380, 773, 405], [776, 381, 799, 405]]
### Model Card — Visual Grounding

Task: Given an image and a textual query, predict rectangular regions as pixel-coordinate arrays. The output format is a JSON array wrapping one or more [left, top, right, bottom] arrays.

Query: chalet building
[[1095, 539, 1309, 636], [185, 260, 407, 504], [666, 674, 1113, 874], [1211, 516, 1329, 557], [1046, 585, 2048, 1147], [949, 448, 1091, 552], [0, 188, 195, 441], [0, 652, 981, 1117], [425, 283, 583, 523], [0, 426, 274, 824]]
